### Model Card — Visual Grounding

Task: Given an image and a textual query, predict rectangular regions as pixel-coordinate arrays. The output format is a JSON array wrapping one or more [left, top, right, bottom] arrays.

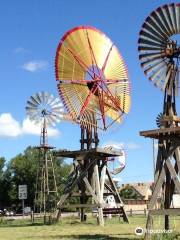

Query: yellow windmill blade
[[55, 26, 131, 130]]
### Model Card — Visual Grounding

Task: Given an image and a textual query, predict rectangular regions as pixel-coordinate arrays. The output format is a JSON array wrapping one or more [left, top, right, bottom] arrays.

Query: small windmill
[[138, 3, 180, 237], [55, 26, 131, 225], [107, 149, 126, 176], [26, 91, 63, 216]]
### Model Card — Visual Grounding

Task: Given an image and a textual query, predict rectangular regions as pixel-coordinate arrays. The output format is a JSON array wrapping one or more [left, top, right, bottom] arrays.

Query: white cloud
[[22, 60, 48, 72], [0, 113, 60, 138], [102, 141, 124, 149], [22, 118, 59, 137], [22, 118, 40, 135], [112, 177, 123, 182], [0, 113, 21, 137], [14, 47, 28, 54]]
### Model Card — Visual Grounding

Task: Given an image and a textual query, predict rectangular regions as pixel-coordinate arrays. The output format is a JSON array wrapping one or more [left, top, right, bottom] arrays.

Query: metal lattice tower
[[26, 91, 63, 216]]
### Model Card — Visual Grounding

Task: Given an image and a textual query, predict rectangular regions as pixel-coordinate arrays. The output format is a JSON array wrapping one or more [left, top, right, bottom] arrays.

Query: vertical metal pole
[[43, 116, 47, 217], [51, 153, 58, 211], [80, 127, 85, 221], [153, 139, 156, 181], [43, 165, 46, 215], [22, 199, 24, 216], [45, 150, 49, 195], [164, 165, 171, 230], [80, 127, 84, 150]]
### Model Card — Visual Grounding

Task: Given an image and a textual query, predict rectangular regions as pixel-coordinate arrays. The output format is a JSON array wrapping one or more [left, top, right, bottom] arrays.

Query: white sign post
[[18, 185, 27, 215]]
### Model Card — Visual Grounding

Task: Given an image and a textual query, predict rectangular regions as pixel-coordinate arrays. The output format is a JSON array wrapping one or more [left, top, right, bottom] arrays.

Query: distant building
[[171, 194, 180, 208], [119, 182, 153, 200], [119, 182, 180, 213], [119, 182, 153, 213]]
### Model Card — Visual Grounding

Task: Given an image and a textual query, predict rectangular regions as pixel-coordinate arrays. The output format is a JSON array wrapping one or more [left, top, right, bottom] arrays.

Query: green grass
[[0, 215, 180, 240]]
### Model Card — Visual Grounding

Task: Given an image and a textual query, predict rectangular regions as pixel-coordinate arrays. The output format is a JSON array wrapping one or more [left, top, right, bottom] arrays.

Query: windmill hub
[[165, 41, 180, 60], [87, 81, 99, 96], [86, 65, 106, 96], [41, 109, 47, 116], [26, 92, 64, 126]]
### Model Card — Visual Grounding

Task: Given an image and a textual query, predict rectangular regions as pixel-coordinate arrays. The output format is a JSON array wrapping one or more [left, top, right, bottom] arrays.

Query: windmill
[[138, 3, 180, 237], [55, 26, 131, 225], [108, 149, 126, 176], [26, 91, 63, 218]]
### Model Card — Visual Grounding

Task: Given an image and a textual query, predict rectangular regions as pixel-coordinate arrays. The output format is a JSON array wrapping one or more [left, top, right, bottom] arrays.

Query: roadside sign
[[18, 185, 27, 200]]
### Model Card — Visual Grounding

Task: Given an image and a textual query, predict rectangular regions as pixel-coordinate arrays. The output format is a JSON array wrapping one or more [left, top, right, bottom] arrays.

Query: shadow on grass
[[27, 234, 140, 240], [0, 221, 49, 228], [69, 220, 94, 225], [0, 219, 94, 228]]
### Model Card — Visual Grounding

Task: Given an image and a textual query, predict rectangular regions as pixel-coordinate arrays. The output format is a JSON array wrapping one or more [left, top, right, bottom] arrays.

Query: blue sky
[[0, 0, 179, 183]]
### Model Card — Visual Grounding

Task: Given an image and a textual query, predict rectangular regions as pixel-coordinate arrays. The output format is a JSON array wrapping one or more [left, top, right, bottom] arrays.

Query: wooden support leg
[[175, 148, 180, 171], [94, 164, 104, 226], [79, 180, 86, 222], [154, 142, 163, 184], [100, 165, 106, 203], [106, 168, 129, 223], [164, 165, 170, 230], [145, 214, 153, 240], [55, 209, 62, 221], [97, 207, 104, 227], [80, 206, 85, 222]]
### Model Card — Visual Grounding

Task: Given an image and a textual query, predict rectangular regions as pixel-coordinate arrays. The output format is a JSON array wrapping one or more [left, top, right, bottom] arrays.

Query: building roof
[[132, 183, 152, 197], [120, 182, 153, 198]]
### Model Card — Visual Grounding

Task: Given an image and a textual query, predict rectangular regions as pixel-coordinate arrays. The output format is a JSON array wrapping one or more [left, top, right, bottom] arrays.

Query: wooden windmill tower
[[138, 3, 180, 238], [55, 26, 131, 225]]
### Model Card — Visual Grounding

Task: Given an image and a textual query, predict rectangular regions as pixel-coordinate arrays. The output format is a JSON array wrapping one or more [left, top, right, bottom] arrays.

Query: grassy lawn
[[0, 215, 180, 240]]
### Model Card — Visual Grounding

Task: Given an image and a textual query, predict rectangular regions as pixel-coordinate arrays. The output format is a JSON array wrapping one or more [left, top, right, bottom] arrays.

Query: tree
[[0, 157, 7, 208], [8, 147, 39, 207], [0, 157, 5, 179], [120, 186, 140, 200], [0, 146, 72, 210]]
